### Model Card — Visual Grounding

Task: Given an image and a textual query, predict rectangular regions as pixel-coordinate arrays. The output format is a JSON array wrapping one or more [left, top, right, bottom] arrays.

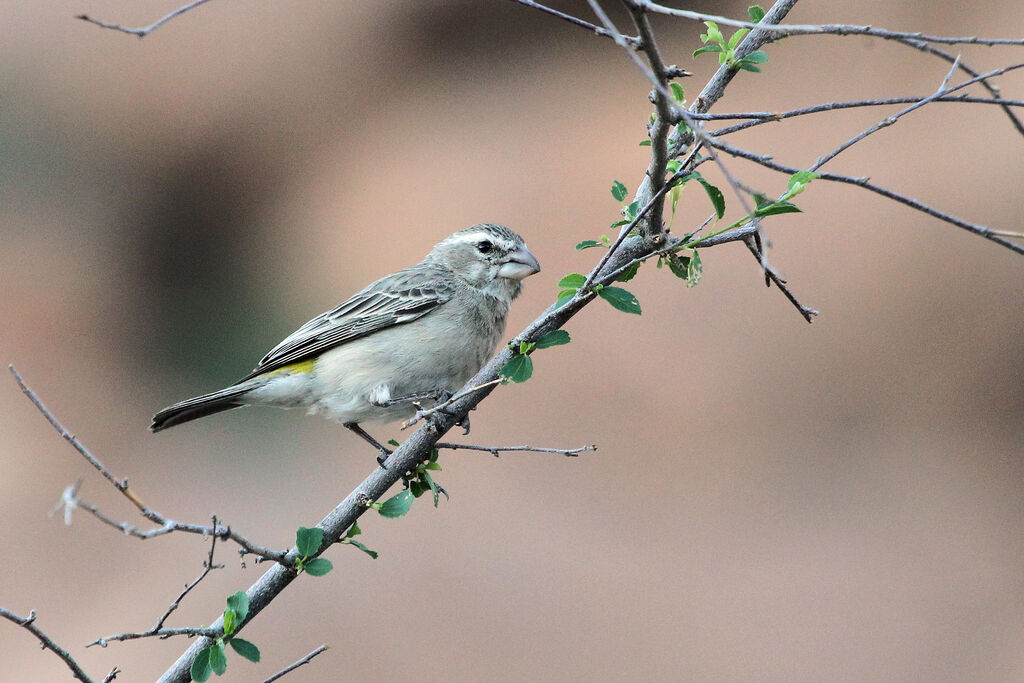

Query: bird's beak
[[497, 245, 541, 280]]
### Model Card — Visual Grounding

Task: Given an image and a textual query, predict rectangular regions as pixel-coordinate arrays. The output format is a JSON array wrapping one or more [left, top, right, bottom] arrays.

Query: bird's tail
[[150, 385, 251, 432]]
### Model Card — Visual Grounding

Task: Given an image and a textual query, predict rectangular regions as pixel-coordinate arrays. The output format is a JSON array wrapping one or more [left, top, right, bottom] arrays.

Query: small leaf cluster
[[657, 250, 703, 288], [555, 272, 641, 314], [339, 521, 378, 559], [190, 592, 260, 682], [575, 180, 642, 250], [693, 7, 769, 72], [409, 449, 445, 507], [499, 330, 572, 384], [294, 527, 333, 576]]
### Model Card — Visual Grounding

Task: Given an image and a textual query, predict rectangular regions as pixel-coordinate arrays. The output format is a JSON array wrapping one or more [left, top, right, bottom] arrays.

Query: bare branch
[[809, 62, 1024, 172], [892, 37, 1024, 136], [89, 626, 220, 648], [642, 3, 1024, 46], [436, 442, 597, 457], [261, 645, 329, 683], [76, 0, 214, 38], [9, 366, 289, 564], [704, 137, 1024, 256], [153, 519, 224, 632], [505, 0, 639, 46], [0, 607, 111, 683]]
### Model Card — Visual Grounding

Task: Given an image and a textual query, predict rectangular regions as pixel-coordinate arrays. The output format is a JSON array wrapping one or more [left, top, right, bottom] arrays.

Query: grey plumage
[[150, 224, 539, 433]]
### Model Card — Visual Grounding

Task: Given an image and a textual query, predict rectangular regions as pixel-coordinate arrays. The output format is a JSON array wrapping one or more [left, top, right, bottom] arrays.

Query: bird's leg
[[374, 388, 471, 435], [344, 423, 392, 467]]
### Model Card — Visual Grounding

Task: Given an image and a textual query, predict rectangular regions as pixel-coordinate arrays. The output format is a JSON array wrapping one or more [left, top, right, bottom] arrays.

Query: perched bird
[[150, 224, 540, 448]]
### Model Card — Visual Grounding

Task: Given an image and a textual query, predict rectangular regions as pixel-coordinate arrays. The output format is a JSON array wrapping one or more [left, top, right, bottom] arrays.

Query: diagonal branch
[[0, 607, 116, 683], [9, 366, 288, 564], [705, 137, 1024, 256], [505, 0, 640, 46], [641, 4, 1024, 47], [77, 0, 214, 38]]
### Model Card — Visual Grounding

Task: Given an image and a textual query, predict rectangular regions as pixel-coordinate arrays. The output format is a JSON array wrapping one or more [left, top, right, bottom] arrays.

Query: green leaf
[[693, 44, 723, 57], [500, 354, 534, 383], [684, 173, 725, 219], [687, 250, 703, 287], [611, 180, 628, 202], [667, 253, 690, 279], [191, 647, 212, 682], [422, 471, 441, 507], [703, 21, 724, 44], [378, 489, 415, 518], [575, 240, 604, 250], [742, 50, 769, 63], [786, 170, 819, 197], [387, 439, 400, 447], [295, 527, 323, 557], [222, 608, 237, 637], [553, 293, 574, 310], [736, 61, 761, 72], [346, 522, 361, 538], [728, 28, 749, 49], [755, 201, 801, 217], [557, 273, 586, 289], [229, 638, 261, 663], [226, 592, 249, 623], [409, 479, 428, 497], [670, 184, 681, 226], [748, 5, 765, 22], [428, 447, 439, 463], [669, 82, 685, 103], [424, 461, 443, 470], [347, 539, 379, 559], [304, 558, 333, 576], [615, 261, 641, 283], [623, 200, 640, 221], [665, 159, 682, 175], [535, 330, 570, 349], [208, 643, 227, 676], [598, 286, 642, 315]]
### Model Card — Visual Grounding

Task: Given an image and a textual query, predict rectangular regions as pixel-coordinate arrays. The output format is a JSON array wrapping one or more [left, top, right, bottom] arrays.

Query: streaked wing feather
[[241, 266, 454, 380]]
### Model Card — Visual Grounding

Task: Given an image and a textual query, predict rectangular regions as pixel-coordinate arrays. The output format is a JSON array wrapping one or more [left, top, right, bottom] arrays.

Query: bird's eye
[[476, 240, 493, 254]]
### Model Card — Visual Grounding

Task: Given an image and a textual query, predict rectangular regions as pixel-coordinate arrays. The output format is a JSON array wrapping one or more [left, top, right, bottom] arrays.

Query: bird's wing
[[240, 265, 455, 380]]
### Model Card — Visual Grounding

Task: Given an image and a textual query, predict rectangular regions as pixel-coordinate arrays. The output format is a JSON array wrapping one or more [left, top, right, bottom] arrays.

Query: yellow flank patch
[[267, 359, 316, 376]]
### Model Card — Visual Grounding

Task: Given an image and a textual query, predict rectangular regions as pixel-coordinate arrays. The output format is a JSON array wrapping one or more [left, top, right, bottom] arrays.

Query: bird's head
[[428, 224, 540, 300]]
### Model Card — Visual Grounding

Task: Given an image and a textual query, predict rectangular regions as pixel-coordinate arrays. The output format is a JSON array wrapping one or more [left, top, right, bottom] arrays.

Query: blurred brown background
[[2, 1, 1023, 681]]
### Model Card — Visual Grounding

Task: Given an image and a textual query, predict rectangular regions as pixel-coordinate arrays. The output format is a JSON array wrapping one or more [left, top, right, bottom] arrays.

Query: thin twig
[[261, 645, 329, 683], [810, 61, 1020, 172], [76, 0, 214, 38], [0, 607, 110, 683], [641, 4, 1024, 46], [436, 443, 597, 457], [9, 366, 289, 564], [152, 519, 224, 632], [892, 36, 1024, 137], [402, 379, 504, 430], [89, 626, 220, 648], [705, 137, 1024, 256], [505, 0, 640, 46], [701, 95, 1024, 135]]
